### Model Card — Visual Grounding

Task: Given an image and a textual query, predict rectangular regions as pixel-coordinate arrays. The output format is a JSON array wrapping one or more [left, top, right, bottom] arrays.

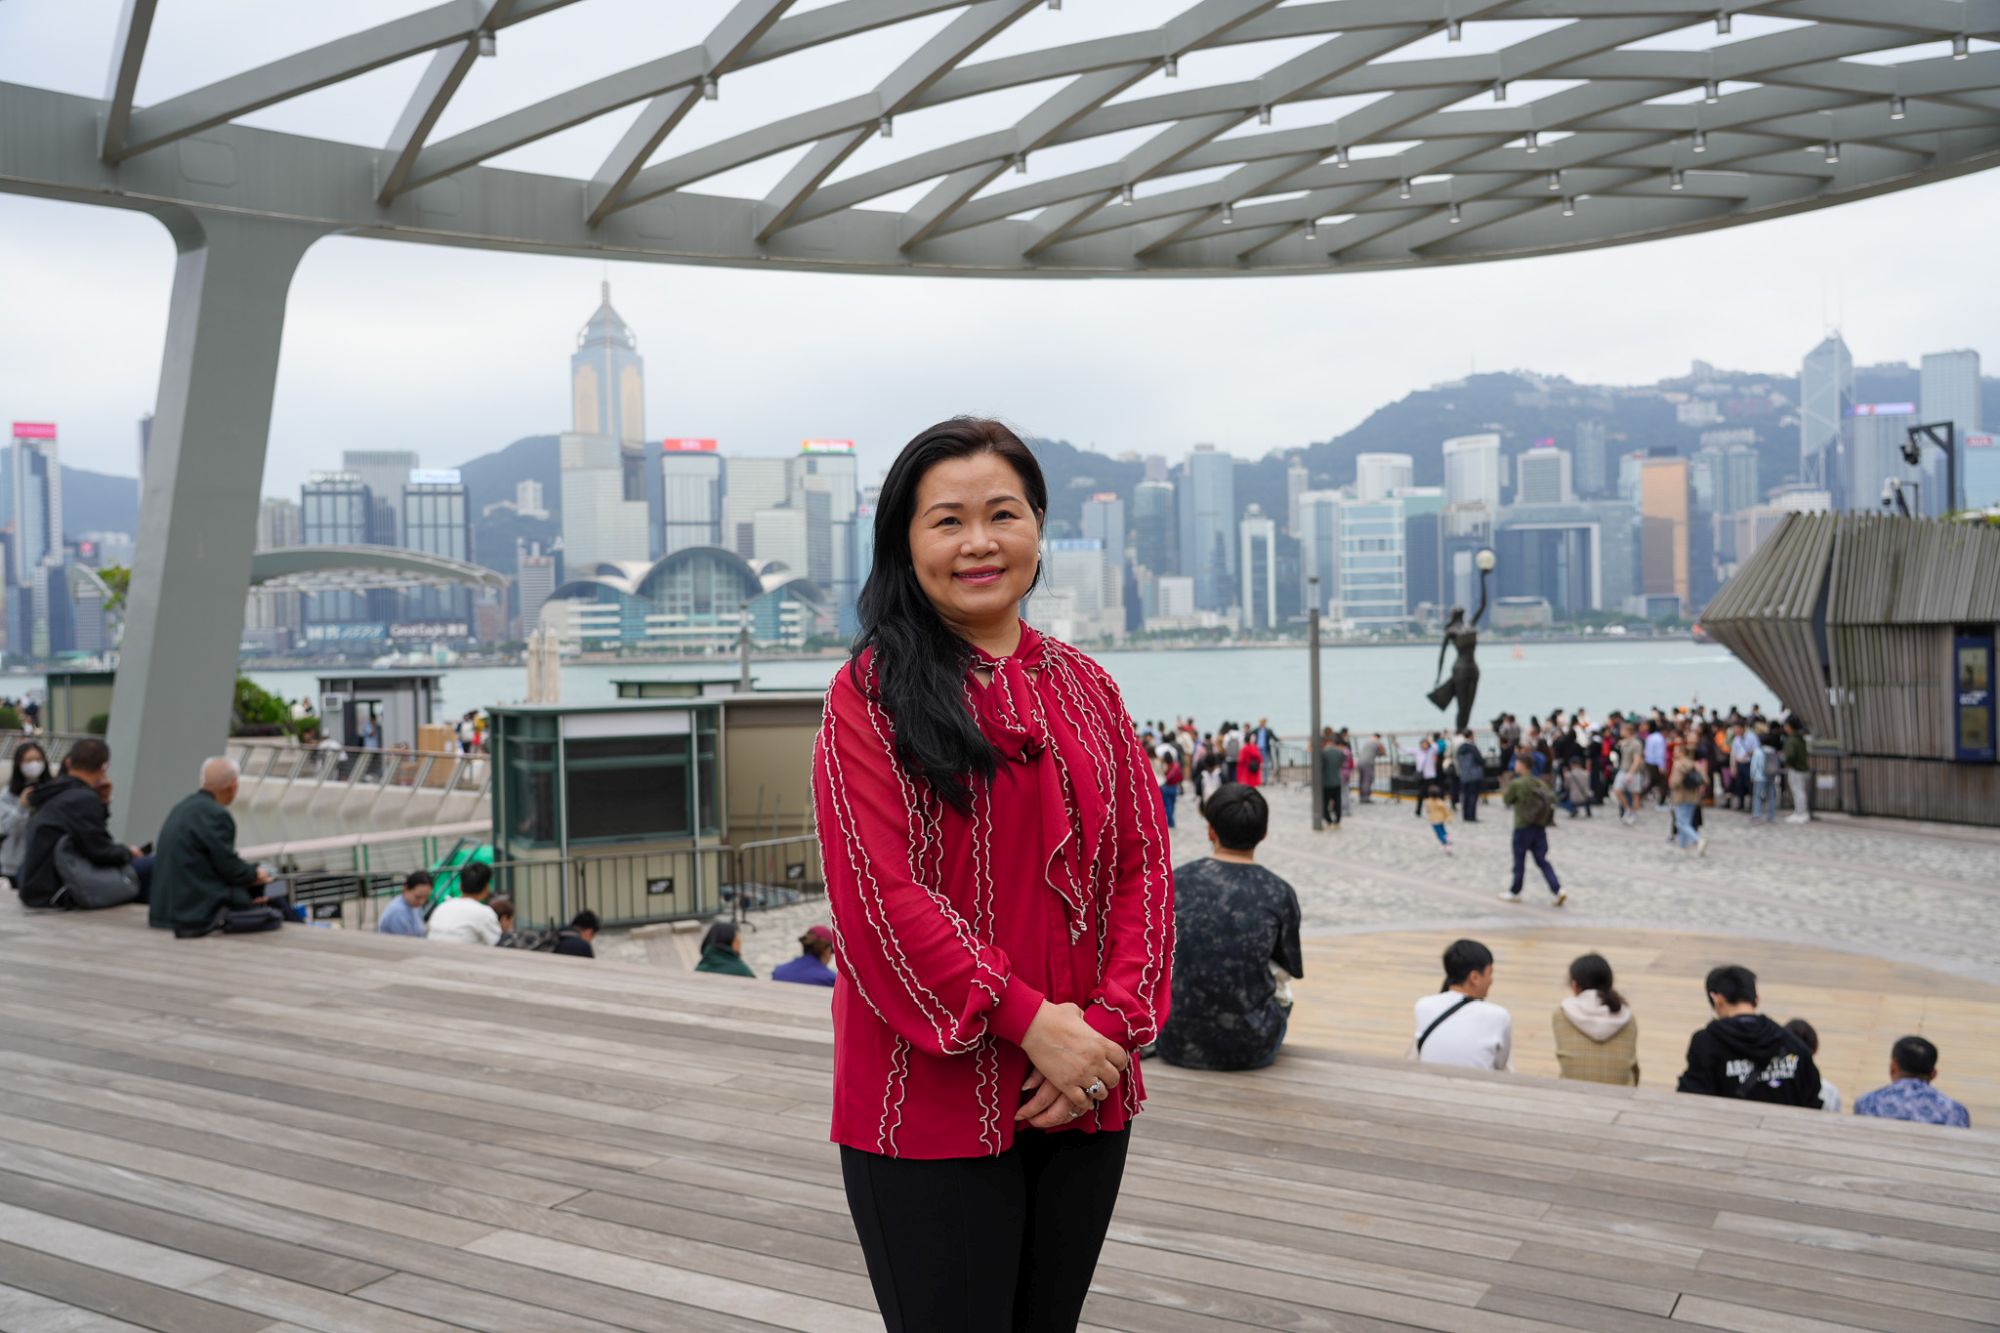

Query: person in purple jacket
[[772, 924, 837, 987]]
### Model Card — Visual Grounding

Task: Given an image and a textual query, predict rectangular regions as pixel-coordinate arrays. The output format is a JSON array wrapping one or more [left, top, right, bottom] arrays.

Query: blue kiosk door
[[1956, 632, 1995, 764]]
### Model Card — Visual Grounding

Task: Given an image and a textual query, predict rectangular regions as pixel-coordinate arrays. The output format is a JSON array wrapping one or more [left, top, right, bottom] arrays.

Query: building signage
[[1955, 631, 1995, 763], [1847, 402, 1916, 417], [303, 624, 387, 641], [10, 422, 56, 440], [389, 621, 469, 640], [663, 438, 718, 453], [407, 468, 462, 486], [1047, 538, 1104, 552], [1967, 434, 1995, 450], [800, 439, 854, 454]]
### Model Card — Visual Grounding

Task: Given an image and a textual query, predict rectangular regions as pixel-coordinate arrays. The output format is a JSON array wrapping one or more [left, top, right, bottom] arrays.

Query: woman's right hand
[[1016, 1000, 1128, 1124]]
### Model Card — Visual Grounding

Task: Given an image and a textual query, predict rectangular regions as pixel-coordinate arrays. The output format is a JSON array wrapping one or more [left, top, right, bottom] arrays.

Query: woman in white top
[[1411, 939, 1515, 1072]]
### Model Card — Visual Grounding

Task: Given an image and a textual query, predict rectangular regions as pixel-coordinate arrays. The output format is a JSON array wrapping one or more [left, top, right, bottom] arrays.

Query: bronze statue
[[1428, 561, 1491, 734]]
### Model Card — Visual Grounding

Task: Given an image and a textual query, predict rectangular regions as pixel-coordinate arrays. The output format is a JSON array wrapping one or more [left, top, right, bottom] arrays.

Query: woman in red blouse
[[813, 418, 1175, 1332]]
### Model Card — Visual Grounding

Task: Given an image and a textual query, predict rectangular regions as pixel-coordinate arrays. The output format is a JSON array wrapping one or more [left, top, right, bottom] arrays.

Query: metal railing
[[726, 835, 825, 922]]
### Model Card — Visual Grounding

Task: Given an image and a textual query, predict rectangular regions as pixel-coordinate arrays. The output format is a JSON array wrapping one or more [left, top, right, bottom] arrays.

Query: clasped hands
[[1015, 1000, 1130, 1130]]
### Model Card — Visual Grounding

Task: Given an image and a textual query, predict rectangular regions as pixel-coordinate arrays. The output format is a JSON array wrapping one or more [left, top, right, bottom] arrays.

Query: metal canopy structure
[[3, 1, 1999, 276], [249, 546, 511, 596], [6, 1, 1998, 842]]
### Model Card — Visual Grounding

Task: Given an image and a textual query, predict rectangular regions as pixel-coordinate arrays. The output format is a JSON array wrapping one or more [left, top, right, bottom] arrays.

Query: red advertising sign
[[1967, 434, 1995, 450], [663, 438, 718, 452], [10, 422, 56, 440]]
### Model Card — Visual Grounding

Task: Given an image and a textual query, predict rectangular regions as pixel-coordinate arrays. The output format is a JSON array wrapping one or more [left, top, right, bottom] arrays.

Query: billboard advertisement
[[800, 438, 854, 454], [303, 624, 388, 642], [407, 468, 462, 486], [1967, 434, 1995, 450], [1847, 402, 1916, 417], [389, 621, 470, 640], [663, 438, 718, 453], [10, 422, 56, 440]]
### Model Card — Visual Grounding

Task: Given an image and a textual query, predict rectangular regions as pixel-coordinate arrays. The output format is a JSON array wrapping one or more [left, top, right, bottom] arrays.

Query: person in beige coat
[[1553, 953, 1639, 1086]]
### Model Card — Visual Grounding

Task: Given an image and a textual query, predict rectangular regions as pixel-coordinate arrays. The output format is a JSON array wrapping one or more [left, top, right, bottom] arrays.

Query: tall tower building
[[1177, 445, 1237, 611], [794, 440, 860, 633], [300, 471, 375, 635], [10, 422, 61, 586], [1442, 435, 1502, 511], [1295, 490, 1340, 616], [1800, 334, 1853, 504], [571, 282, 645, 445], [1334, 495, 1408, 629], [1285, 458, 1309, 534], [723, 458, 791, 557], [660, 439, 723, 554], [342, 450, 421, 544], [1639, 455, 1691, 615], [403, 469, 473, 631], [1515, 446, 1574, 506], [1080, 492, 1126, 617], [1132, 479, 1178, 577], [1573, 420, 1608, 498], [1921, 349, 1981, 511], [559, 434, 650, 571], [1238, 506, 1278, 630], [1355, 453, 1414, 502], [515, 540, 557, 636]]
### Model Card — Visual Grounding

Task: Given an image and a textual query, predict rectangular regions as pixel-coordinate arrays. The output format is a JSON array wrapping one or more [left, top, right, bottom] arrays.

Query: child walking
[[1426, 789, 1454, 854]]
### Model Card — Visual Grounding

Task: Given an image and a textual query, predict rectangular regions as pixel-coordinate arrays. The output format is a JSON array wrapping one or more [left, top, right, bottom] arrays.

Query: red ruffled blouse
[[811, 625, 1176, 1159]]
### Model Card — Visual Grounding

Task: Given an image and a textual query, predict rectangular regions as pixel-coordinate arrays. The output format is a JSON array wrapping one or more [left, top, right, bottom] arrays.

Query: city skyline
[[4, 167, 1997, 495]]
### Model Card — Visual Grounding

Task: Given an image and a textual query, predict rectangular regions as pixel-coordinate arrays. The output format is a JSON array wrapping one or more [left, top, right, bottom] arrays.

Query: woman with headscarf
[[812, 418, 1174, 1332]]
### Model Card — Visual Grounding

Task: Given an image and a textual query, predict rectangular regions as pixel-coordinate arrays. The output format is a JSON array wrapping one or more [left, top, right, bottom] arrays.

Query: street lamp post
[[1308, 575, 1323, 833]]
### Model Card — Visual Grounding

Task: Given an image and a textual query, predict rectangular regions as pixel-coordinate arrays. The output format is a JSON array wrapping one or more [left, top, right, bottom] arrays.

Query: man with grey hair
[[149, 756, 278, 937]]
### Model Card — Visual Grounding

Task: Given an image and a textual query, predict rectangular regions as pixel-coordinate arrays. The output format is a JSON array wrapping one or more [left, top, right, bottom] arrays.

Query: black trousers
[[840, 1128, 1130, 1332]]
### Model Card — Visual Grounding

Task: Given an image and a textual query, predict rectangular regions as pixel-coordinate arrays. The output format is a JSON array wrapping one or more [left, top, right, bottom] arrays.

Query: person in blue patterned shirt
[[1854, 1036, 1970, 1129]]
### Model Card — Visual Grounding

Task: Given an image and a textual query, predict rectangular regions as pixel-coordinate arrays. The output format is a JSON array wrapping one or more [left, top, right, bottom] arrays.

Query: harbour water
[[223, 638, 1773, 738]]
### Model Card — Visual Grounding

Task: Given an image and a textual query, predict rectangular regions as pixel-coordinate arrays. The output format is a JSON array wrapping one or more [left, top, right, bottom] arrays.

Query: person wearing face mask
[[0, 743, 56, 891], [16, 738, 147, 909]]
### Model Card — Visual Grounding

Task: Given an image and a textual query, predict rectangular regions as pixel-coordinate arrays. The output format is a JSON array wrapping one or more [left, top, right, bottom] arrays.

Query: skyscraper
[[341, 450, 421, 544], [1844, 403, 1921, 514], [1396, 485, 1445, 615], [300, 471, 375, 638], [722, 458, 790, 557], [1442, 435, 1502, 512], [1334, 496, 1407, 629], [1355, 453, 1414, 502], [1295, 490, 1340, 616], [1132, 479, 1177, 578], [1921, 349, 1981, 511], [515, 540, 556, 636], [660, 439, 723, 554], [1515, 446, 1574, 505], [559, 434, 650, 571], [1178, 445, 1236, 611], [1800, 334, 1853, 503], [1285, 458, 1309, 533], [1080, 492, 1126, 617], [1639, 455, 1691, 615], [247, 497, 304, 640], [572, 282, 645, 446], [403, 469, 473, 632], [1573, 420, 1608, 498], [792, 440, 860, 632], [10, 422, 61, 586], [1238, 506, 1277, 630]]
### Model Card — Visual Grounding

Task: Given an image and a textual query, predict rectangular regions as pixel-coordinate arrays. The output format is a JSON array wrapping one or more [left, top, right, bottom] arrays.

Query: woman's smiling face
[[907, 451, 1042, 642]]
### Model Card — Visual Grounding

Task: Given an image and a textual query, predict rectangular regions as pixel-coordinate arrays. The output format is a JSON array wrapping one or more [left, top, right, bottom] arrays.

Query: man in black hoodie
[[16, 739, 148, 908], [1677, 964, 1822, 1108]]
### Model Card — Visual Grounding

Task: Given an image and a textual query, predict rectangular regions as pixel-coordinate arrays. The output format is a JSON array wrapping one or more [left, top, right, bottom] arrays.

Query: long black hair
[[8, 743, 50, 798], [851, 417, 1047, 809], [1569, 952, 1626, 1014]]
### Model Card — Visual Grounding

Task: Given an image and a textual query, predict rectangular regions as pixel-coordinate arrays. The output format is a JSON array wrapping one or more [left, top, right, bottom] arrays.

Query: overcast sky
[[3, 0, 1996, 498]]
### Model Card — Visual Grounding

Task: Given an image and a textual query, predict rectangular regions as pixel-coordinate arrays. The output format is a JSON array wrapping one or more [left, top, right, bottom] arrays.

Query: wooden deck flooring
[[1, 908, 1997, 1332]]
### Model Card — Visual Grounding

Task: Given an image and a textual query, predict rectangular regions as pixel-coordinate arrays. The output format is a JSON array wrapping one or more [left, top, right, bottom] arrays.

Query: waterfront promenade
[[3, 908, 1998, 1332]]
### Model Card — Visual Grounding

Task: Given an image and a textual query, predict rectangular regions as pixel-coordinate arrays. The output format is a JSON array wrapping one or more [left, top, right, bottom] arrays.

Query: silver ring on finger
[[1085, 1078, 1107, 1101]]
